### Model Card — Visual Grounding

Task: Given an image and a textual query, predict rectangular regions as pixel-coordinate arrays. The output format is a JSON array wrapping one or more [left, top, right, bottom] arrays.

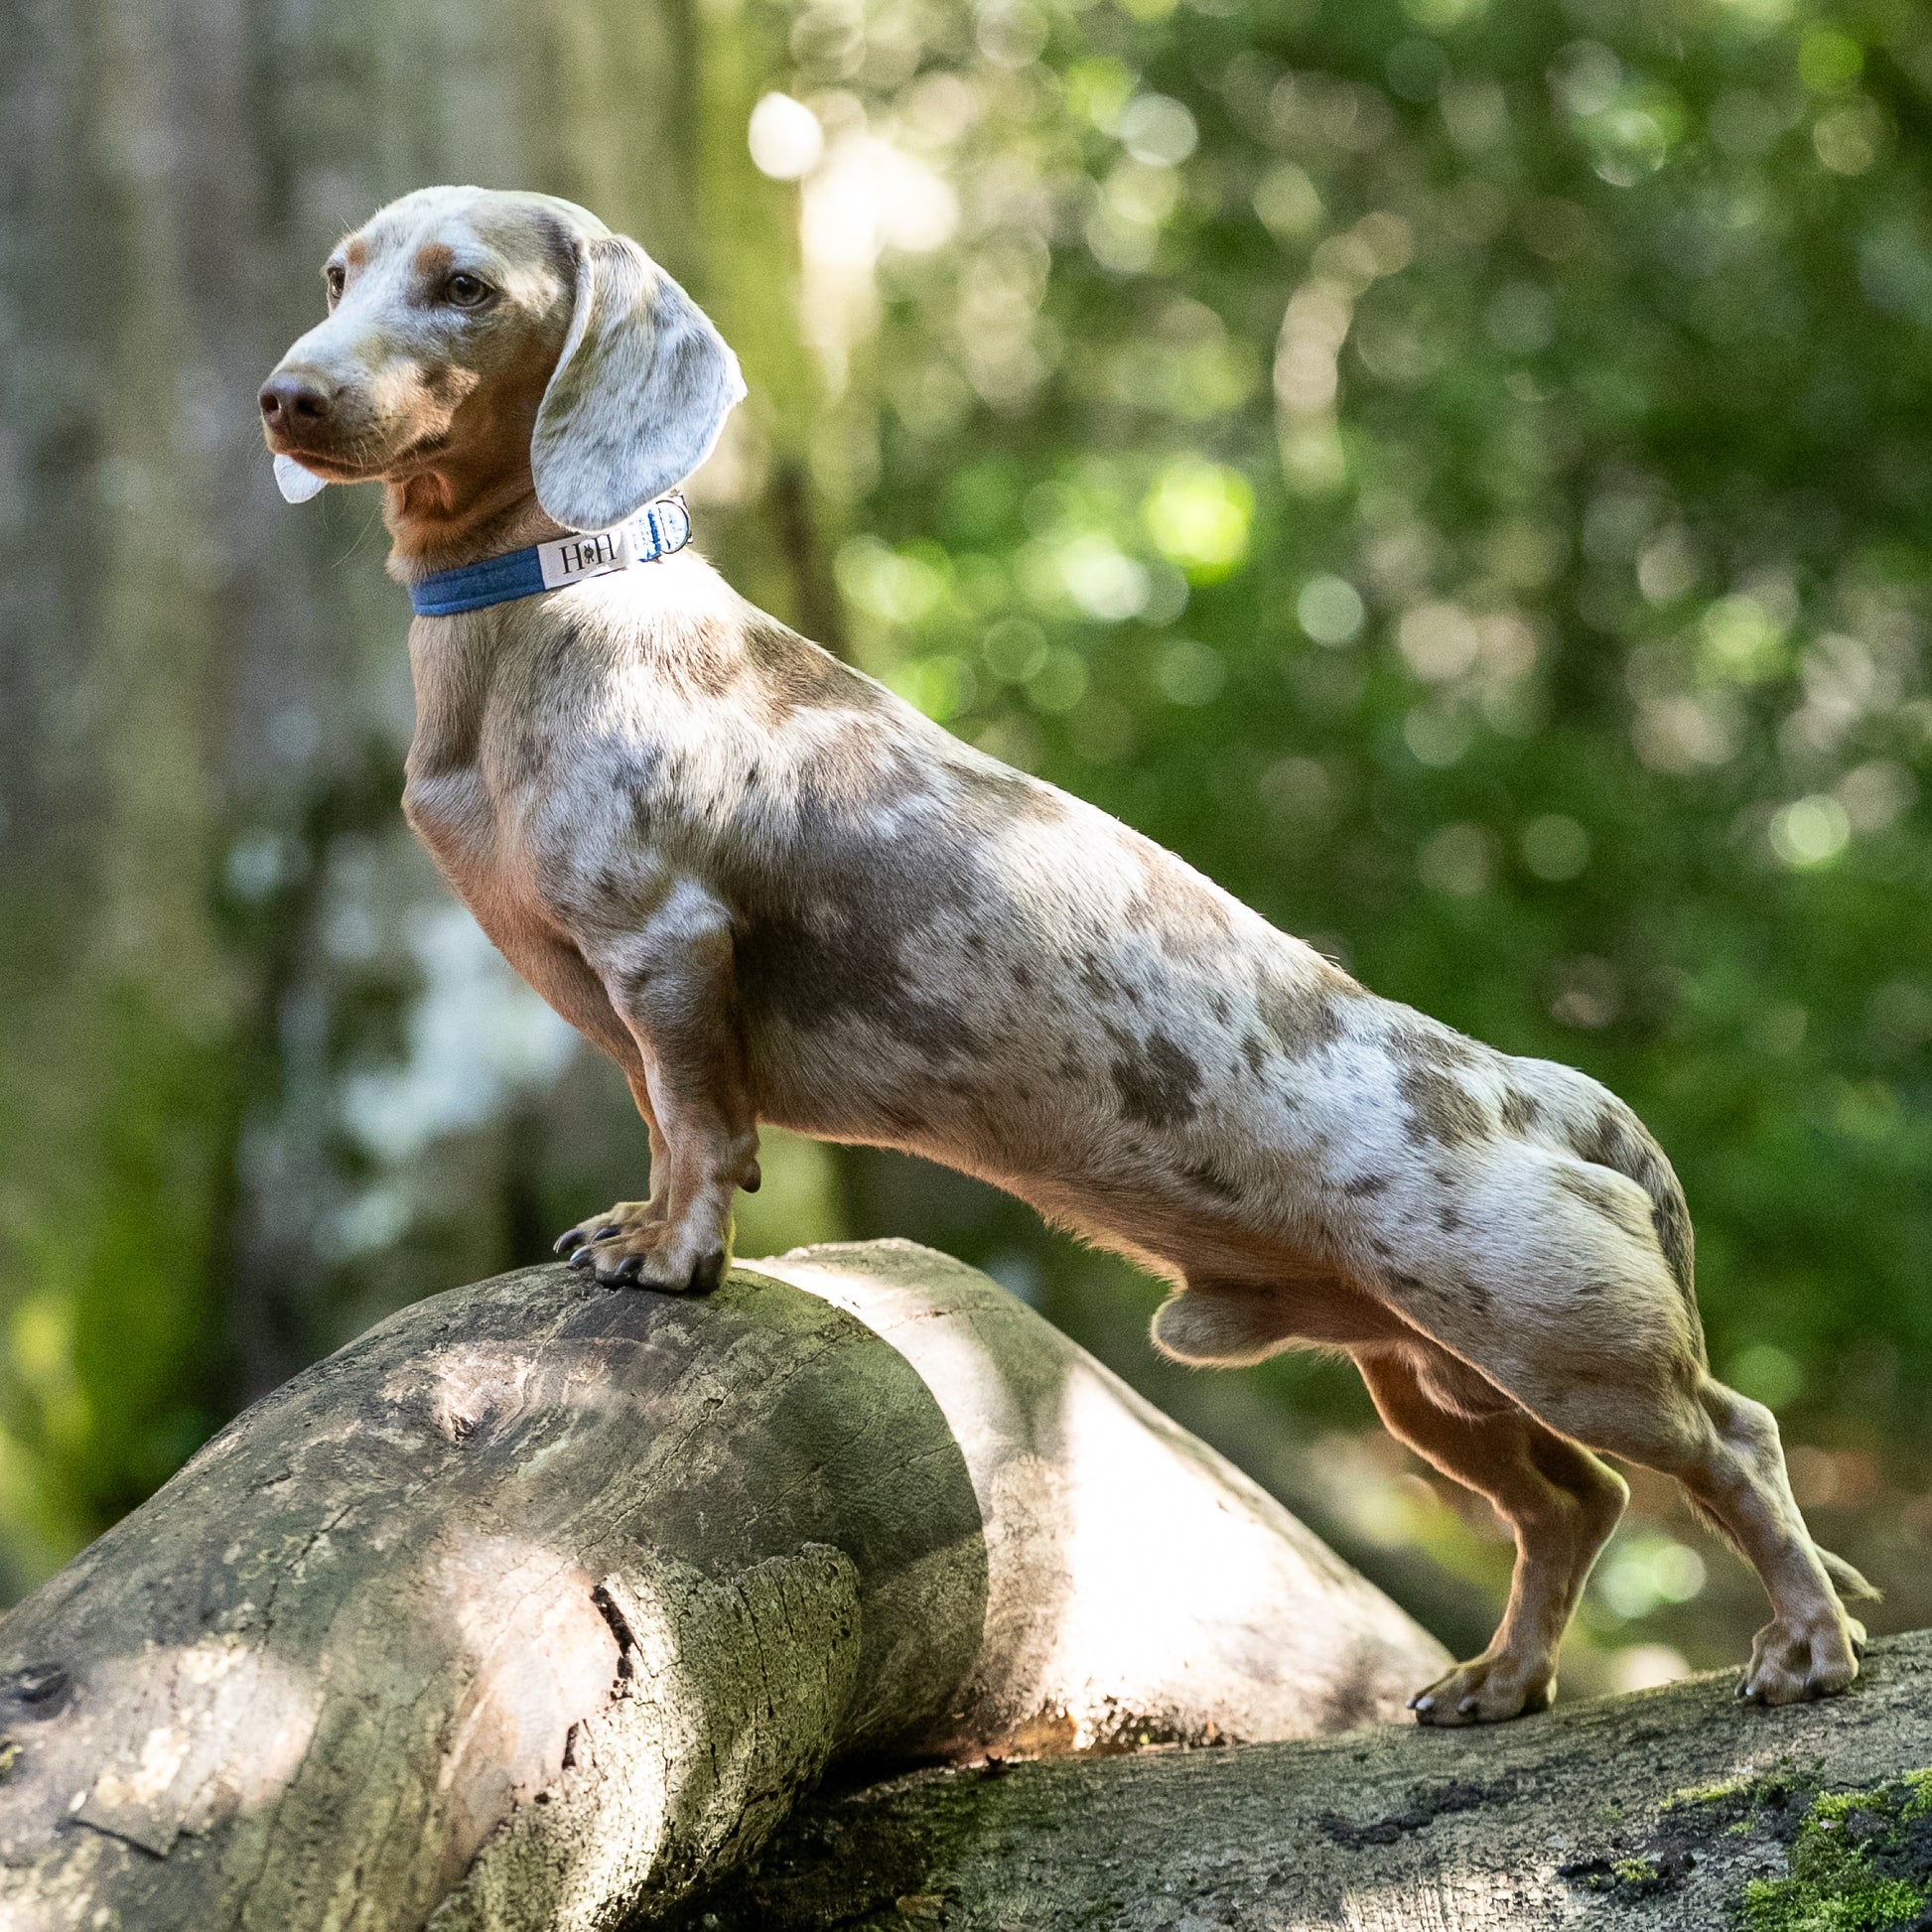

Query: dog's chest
[[400, 759, 498, 890]]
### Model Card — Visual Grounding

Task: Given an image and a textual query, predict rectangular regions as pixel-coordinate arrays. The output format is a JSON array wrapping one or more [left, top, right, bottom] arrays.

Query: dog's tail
[[1819, 1545, 1882, 1602]]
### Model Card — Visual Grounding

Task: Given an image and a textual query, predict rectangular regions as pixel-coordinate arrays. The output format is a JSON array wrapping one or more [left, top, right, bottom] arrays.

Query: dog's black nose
[[259, 371, 334, 426]]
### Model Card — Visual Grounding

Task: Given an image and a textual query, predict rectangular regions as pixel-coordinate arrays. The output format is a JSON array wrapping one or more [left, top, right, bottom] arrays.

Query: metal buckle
[[634, 492, 689, 563]]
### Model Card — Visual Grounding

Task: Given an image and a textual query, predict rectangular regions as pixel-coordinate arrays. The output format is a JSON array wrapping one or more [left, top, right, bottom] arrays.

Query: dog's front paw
[[1409, 1652, 1555, 1725], [1736, 1614, 1863, 1706], [552, 1197, 664, 1261], [555, 1202, 726, 1293]]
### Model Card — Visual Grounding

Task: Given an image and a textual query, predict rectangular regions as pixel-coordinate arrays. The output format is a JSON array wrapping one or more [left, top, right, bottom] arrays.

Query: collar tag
[[537, 496, 692, 590], [410, 494, 693, 617]]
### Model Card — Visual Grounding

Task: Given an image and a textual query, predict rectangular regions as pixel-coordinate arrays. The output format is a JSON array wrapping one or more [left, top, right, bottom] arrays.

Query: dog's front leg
[[560, 879, 759, 1292]]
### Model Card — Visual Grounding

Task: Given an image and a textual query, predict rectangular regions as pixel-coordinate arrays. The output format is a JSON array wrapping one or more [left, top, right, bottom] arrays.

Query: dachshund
[[260, 186, 1872, 1723]]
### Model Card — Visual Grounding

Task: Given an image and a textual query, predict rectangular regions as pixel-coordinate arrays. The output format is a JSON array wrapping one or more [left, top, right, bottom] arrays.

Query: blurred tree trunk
[[0, 0, 822, 1591]]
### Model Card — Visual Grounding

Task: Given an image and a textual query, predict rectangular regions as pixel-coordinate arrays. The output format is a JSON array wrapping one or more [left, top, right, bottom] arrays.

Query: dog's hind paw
[[1736, 1614, 1863, 1706]]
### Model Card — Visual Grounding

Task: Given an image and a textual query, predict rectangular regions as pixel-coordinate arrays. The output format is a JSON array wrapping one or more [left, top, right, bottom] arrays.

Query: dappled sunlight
[[427, 1533, 621, 1867]]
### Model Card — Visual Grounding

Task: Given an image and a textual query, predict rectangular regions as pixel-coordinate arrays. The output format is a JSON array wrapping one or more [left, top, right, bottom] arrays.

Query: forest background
[[4, 0, 1930, 1697]]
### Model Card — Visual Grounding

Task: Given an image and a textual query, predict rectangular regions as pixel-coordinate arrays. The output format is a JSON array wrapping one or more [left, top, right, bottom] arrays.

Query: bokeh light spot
[[1297, 575, 1365, 645], [748, 92, 824, 180]]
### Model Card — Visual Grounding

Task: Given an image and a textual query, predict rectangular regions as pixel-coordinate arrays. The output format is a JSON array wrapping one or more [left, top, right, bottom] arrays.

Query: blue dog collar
[[409, 494, 693, 617]]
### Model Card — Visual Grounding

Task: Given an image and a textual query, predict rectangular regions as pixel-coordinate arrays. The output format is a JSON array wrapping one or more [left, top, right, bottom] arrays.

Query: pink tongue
[[274, 454, 329, 504]]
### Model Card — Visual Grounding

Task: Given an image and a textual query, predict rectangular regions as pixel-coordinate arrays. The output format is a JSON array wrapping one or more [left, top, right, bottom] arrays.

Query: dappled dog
[[261, 186, 1874, 1724]]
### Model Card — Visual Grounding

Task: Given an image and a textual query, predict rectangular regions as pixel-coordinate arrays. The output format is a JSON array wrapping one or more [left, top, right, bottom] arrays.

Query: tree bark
[[704, 1627, 1932, 1932], [0, 1241, 1444, 1931]]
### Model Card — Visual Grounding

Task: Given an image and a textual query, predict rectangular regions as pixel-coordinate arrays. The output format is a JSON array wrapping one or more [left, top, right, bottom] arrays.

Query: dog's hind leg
[[1376, 1150, 1867, 1708], [1663, 1377, 1872, 1702], [1517, 1357, 1866, 1706], [1352, 1340, 1626, 1725]]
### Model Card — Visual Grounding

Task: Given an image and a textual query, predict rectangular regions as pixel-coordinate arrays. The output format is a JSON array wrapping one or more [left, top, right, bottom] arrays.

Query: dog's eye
[[444, 273, 491, 309], [324, 263, 345, 305]]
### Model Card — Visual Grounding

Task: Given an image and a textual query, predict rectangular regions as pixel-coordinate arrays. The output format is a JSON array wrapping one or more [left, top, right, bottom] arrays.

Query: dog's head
[[259, 186, 745, 533]]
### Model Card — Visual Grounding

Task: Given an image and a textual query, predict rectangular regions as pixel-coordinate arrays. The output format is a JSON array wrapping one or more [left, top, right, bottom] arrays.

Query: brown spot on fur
[[671, 623, 740, 700], [1399, 1064, 1489, 1148], [725, 752, 984, 1060], [1500, 1086, 1540, 1135], [1389, 1022, 1491, 1147], [1570, 1105, 1696, 1301], [1241, 1033, 1268, 1078], [1394, 1269, 1493, 1316], [743, 614, 890, 722], [344, 238, 368, 268], [1342, 1173, 1392, 1197], [414, 241, 456, 279], [1125, 855, 1235, 960], [1110, 1031, 1202, 1127], [954, 761, 1067, 830], [1390, 1020, 1481, 1073], [1255, 967, 1347, 1059], [1555, 1166, 1636, 1226]]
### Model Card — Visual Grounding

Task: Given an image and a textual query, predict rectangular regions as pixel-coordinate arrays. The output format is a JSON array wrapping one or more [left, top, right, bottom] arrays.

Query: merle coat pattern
[[259, 186, 1873, 1725]]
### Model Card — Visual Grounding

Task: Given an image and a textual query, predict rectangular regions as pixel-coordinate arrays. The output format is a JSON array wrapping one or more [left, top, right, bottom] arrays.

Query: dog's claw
[[554, 1228, 586, 1257], [1412, 1695, 1435, 1718], [568, 1244, 596, 1271], [594, 1224, 621, 1242], [1456, 1696, 1479, 1717], [613, 1254, 644, 1286]]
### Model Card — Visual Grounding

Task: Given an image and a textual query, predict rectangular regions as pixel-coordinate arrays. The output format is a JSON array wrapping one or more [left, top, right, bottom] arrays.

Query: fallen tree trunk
[[702, 1626, 1932, 1931], [0, 1240, 1445, 1931]]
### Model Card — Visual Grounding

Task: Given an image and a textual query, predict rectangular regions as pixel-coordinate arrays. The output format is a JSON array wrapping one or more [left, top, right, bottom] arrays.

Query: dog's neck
[[382, 470, 569, 584]]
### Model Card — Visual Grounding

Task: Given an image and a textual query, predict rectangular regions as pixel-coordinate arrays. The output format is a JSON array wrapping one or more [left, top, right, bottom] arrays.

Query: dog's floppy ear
[[531, 234, 746, 533]]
